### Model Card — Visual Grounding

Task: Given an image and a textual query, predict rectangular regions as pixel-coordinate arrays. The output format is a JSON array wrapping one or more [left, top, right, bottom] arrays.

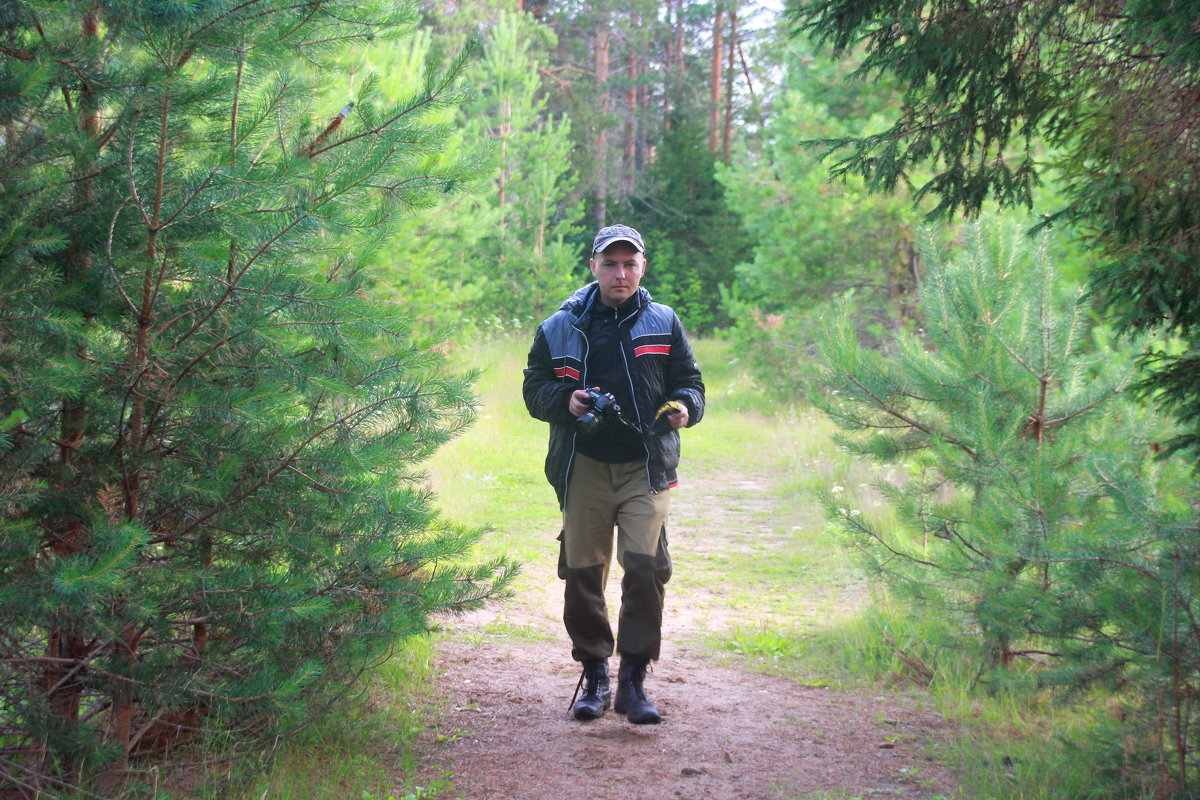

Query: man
[[522, 223, 705, 724]]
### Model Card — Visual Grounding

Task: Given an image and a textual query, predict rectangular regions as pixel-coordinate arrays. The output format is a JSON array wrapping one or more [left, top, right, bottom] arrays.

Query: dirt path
[[419, 462, 960, 800]]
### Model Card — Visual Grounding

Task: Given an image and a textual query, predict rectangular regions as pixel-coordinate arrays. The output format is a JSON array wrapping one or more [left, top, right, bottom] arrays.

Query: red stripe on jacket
[[634, 344, 671, 357]]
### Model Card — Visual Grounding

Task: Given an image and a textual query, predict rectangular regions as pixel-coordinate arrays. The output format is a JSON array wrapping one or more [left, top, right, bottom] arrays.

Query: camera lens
[[576, 408, 601, 434]]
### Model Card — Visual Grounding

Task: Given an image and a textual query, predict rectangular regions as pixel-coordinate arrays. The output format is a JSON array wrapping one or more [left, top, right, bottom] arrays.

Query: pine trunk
[[624, 33, 637, 196], [662, 0, 679, 137], [594, 25, 611, 225], [636, 60, 648, 172], [709, 5, 724, 153], [499, 95, 511, 251], [722, 4, 737, 159]]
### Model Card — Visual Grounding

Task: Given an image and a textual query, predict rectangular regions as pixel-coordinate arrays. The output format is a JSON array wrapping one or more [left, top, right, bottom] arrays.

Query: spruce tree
[[0, 0, 512, 793]]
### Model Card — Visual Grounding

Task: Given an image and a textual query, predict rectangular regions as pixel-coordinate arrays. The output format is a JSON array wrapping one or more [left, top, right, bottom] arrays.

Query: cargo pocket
[[655, 524, 672, 585], [556, 529, 568, 580]]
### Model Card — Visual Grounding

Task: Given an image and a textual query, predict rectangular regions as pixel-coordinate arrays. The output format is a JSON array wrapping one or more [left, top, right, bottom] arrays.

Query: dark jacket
[[523, 282, 706, 508]]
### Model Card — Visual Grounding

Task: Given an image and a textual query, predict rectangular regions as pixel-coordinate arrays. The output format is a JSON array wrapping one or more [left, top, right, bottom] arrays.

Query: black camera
[[576, 388, 621, 435]]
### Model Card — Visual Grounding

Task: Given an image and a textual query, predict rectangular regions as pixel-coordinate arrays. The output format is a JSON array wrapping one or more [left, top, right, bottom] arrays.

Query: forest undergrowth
[[226, 335, 1144, 800]]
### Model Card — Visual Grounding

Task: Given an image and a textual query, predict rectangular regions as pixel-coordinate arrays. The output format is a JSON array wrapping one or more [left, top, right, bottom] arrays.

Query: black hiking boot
[[570, 658, 611, 721], [614, 656, 661, 725]]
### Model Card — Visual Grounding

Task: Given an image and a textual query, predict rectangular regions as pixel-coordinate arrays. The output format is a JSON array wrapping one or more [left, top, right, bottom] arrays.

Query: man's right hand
[[568, 388, 598, 417]]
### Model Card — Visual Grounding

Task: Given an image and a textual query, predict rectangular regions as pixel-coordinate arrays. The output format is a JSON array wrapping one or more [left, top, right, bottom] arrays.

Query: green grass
[[430, 335, 560, 561], [728, 600, 1148, 800]]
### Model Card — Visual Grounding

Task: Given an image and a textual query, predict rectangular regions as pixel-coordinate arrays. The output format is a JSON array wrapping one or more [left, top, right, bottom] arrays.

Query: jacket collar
[[562, 282, 651, 324]]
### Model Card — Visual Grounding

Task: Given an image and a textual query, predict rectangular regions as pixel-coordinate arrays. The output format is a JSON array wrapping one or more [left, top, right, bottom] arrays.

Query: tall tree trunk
[[709, 4, 724, 153], [636, 53, 648, 172], [722, 3, 737, 159], [498, 95, 511, 254], [662, 0, 676, 137], [624, 26, 637, 197], [674, 0, 684, 77], [594, 24, 610, 225], [737, 35, 764, 131]]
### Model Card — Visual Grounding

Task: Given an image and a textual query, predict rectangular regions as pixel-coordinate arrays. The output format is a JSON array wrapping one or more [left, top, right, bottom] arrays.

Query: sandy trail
[[418, 463, 959, 800]]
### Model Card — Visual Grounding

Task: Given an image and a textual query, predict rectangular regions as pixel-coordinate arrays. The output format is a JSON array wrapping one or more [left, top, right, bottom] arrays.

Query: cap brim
[[592, 236, 643, 254]]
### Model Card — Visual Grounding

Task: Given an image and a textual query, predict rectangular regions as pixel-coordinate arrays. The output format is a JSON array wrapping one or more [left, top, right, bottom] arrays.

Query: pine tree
[[368, 8, 585, 334], [815, 219, 1200, 790], [718, 40, 921, 395], [813, 220, 1159, 670], [471, 9, 584, 319], [629, 109, 754, 331], [0, 0, 513, 792]]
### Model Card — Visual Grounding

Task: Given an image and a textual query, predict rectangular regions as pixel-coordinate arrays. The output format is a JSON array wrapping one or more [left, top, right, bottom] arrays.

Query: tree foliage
[[790, 0, 1200, 457], [0, 0, 512, 792], [717, 40, 922, 395], [631, 109, 755, 332], [362, 9, 585, 335], [815, 220, 1200, 790]]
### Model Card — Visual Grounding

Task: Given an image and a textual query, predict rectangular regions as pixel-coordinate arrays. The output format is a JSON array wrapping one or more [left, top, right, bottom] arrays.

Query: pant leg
[[562, 454, 617, 662], [612, 461, 672, 661]]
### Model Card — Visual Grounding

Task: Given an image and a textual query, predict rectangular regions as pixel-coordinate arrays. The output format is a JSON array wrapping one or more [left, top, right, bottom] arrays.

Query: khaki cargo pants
[[558, 453, 673, 662]]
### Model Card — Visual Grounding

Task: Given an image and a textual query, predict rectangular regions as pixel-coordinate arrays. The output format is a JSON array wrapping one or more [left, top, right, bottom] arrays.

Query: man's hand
[[654, 400, 688, 431], [569, 388, 599, 418], [669, 404, 689, 429]]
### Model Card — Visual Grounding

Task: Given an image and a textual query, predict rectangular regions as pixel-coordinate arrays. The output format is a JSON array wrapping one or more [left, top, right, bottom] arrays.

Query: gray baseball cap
[[592, 224, 645, 255]]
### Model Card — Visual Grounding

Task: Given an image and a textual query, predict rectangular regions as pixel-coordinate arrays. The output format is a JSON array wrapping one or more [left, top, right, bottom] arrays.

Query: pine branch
[[174, 389, 436, 539], [300, 103, 354, 158], [306, 96, 436, 158], [170, 214, 308, 350], [845, 373, 979, 459]]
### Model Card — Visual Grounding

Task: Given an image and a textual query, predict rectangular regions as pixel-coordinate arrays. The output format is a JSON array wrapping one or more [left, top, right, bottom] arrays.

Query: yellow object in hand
[[654, 400, 685, 423]]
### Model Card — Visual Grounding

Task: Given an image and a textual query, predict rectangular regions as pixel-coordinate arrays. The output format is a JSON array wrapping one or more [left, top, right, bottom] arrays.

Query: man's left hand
[[654, 400, 688, 431]]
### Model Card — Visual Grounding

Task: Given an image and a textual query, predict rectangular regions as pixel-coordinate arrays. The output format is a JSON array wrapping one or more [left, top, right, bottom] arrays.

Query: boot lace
[[568, 661, 604, 711]]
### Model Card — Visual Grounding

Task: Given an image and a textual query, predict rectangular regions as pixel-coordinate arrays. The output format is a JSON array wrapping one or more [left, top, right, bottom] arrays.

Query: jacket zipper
[[616, 301, 655, 494]]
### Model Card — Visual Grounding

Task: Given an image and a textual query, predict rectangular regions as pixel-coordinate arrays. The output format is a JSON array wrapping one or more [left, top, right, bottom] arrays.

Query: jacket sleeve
[[666, 315, 705, 427], [523, 324, 577, 425]]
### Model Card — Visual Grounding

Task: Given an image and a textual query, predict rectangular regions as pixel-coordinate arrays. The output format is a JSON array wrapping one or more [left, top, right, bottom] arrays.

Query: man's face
[[590, 243, 646, 307]]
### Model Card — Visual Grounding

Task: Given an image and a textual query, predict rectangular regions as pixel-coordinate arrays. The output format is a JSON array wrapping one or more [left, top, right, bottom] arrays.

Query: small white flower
[[831, 485, 845, 493]]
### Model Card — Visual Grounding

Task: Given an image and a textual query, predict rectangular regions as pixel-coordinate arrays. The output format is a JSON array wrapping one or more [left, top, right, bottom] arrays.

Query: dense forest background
[[4, 0, 1200, 796]]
